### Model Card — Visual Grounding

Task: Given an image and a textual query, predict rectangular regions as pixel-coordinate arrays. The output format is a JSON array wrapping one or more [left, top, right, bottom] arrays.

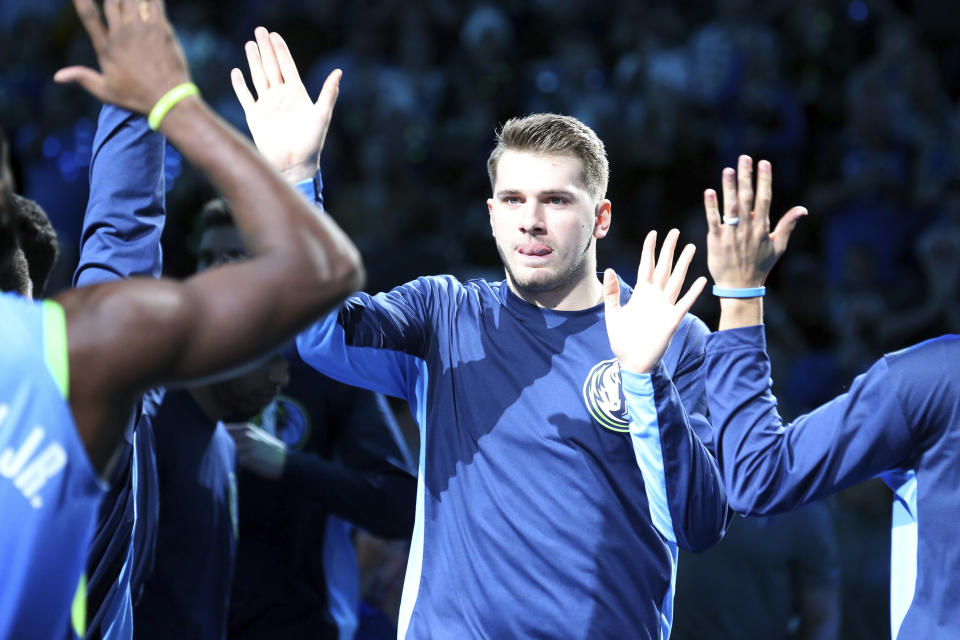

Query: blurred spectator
[[672, 503, 840, 640]]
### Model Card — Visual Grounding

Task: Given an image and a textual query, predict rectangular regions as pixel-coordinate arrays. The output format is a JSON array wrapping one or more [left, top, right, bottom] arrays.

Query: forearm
[[705, 325, 911, 514], [283, 450, 416, 538], [623, 364, 728, 552], [75, 105, 166, 286], [158, 97, 362, 299], [718, 297, 763, 331]]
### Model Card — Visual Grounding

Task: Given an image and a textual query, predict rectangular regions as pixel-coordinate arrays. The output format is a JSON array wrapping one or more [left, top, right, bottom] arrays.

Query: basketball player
[[0, 2, 361, 637]]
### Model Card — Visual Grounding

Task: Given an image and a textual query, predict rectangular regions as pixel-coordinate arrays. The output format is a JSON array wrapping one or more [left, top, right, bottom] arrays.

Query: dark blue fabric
[[706, 325, 960, 639], [134, 391, 237, 640], [298, 275, 726, 639], [228, 358, 416, 640], [72, 104, 166, 640]]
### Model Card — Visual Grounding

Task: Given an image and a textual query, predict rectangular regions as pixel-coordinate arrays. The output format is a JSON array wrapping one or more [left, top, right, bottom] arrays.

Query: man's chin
[[508, 268, 565, 294]]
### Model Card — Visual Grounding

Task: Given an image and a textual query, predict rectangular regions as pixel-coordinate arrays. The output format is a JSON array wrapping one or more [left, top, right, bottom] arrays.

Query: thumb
[[314, 68, 342, 113], [771, 206, 807, 256], [602, 268, 621, 313], [54, 66, 107, 99]]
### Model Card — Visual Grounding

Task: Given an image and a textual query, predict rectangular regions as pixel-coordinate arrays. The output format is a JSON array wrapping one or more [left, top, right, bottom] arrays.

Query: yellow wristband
[[147, 82, 200, 131]]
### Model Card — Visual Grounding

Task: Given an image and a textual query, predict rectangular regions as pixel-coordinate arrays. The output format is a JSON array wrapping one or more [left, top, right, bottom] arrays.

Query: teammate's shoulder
[[0, 291, 39, 314], [406, 274, 500, 300], [884, 334, 960, 375]]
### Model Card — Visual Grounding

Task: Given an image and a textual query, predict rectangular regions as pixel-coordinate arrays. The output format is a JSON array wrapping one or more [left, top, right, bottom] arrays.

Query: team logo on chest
[[582, 358, 630, 433]]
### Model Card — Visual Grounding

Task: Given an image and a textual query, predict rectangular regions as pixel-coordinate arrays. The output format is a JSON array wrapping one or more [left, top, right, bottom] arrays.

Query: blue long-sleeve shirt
[[72, 104, 166, 640], [297, 275, 727, 639], [705, 325, 960, 640]]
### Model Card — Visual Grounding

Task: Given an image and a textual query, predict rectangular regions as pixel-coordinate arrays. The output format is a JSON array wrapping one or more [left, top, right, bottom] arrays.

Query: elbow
[[321, 239, 365, 300], [676, 513, 728, 553], [295, 238, 365, 309], [725, 482, 780, 517]]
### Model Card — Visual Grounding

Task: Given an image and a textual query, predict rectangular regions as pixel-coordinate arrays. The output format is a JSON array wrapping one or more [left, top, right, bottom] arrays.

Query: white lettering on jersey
[[0, 416, 68, 509]]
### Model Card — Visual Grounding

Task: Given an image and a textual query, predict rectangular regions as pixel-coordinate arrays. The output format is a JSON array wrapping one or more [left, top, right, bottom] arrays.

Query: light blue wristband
[[712, 285, 765, 298]]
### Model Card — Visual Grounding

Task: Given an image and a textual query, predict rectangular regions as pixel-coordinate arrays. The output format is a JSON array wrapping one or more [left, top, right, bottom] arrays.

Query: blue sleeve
[[669, 314, 716, 454], [297, 277, 441, 402], [294, 169, 324, 208], [705, 324, 914, 515], [73, 105, 166, 286], [622, 364, 728, 552]]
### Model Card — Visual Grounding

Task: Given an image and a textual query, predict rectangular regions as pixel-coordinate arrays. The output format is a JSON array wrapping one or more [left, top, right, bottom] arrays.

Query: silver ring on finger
[[722, 216, 740, 226]]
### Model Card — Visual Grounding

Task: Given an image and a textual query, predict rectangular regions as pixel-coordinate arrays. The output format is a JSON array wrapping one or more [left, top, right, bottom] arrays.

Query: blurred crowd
[[4, 0, 960, 637]]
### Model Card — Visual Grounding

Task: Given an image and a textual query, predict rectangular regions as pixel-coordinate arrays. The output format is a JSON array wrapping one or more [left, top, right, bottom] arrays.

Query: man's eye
[[505, 197, 520, 205], [548, 197, 567, 205]]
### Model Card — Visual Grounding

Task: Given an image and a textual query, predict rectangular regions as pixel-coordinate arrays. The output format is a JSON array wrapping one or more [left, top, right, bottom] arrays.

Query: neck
[[506, 269, 603, 311]]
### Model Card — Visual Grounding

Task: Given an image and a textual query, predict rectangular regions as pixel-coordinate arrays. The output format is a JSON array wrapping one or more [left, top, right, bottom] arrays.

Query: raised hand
[[603, 229, 707, 374], [704, 155, 807, 288], [54, 0, 191, 114], [231, 27, 341, 182]]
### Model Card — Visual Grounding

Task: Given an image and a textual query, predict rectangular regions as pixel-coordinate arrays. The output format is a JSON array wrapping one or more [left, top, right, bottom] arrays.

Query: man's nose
[[518, 202, 545, 234]]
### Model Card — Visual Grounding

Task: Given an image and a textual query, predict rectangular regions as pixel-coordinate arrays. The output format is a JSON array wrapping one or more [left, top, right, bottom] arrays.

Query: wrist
[[279, 159, 319, 184], [616, 358, 657, 375], [718, 297, 763, 330], [155, 94, 205, 137], [712, 285, 765, 298], [148, 82, 200, 130]]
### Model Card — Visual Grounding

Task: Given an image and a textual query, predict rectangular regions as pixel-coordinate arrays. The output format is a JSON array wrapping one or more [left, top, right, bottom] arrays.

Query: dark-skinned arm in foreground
[[52, 0, 363, 474]]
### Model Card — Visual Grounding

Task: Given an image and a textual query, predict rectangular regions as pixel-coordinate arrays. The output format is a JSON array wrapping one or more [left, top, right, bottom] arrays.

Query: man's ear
[[593, 199, 611, 239], [487, 198, 495, 237]]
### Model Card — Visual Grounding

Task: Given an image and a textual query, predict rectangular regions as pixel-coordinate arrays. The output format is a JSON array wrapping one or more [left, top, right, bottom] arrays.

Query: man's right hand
[[704, 155, 807, 289], [231, 27, 341, 183], [54, 0, 191, 115]]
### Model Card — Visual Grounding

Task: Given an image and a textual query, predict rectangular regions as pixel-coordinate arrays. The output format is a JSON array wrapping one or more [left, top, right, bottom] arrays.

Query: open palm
[[231, 27, 340, 181], [604, 229, 706, 374]]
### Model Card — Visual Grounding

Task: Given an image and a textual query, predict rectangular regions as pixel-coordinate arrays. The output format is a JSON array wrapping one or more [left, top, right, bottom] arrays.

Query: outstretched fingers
[[636, 230, 657, 286], [754, 159, 773, 233], [653, 228, 680, 289], [245, 39, 268, 97], [737, 155, 754, 227], [676, 277, 708, 317], [704, 189, 721, 233], [602, 268, 622, 313], [771, 206, 808, 256], [72, 0, 108, 52], [270, 32, 302, 87], [721, 167, 737, 221], [52, 65, 105, 97], [665, 243, 697, 303], [230, 68, 256, 112], [255, 26, 282, 87], [315, 68, 343, 115]]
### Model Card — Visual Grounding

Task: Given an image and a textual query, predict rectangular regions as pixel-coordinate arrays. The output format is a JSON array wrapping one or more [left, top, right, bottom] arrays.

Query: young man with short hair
[[234, 30, 725, 639]]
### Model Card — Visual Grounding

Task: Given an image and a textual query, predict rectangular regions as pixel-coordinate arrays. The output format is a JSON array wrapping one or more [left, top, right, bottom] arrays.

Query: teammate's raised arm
[[703, 155, 807, 330], [52, 0, 363, 471]]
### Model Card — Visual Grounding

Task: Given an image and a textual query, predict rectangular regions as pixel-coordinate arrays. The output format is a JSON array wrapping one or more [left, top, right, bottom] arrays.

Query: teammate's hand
[[225, 422, 287, 480], [603, 229, 706, 374], [704, 155, 807, 289], [54, 0, 191, 114], [231, 27, 341, 183]]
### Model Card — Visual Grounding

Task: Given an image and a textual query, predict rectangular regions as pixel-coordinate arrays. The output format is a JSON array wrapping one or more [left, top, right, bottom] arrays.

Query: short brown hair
[[486, 113, 609, 201]]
